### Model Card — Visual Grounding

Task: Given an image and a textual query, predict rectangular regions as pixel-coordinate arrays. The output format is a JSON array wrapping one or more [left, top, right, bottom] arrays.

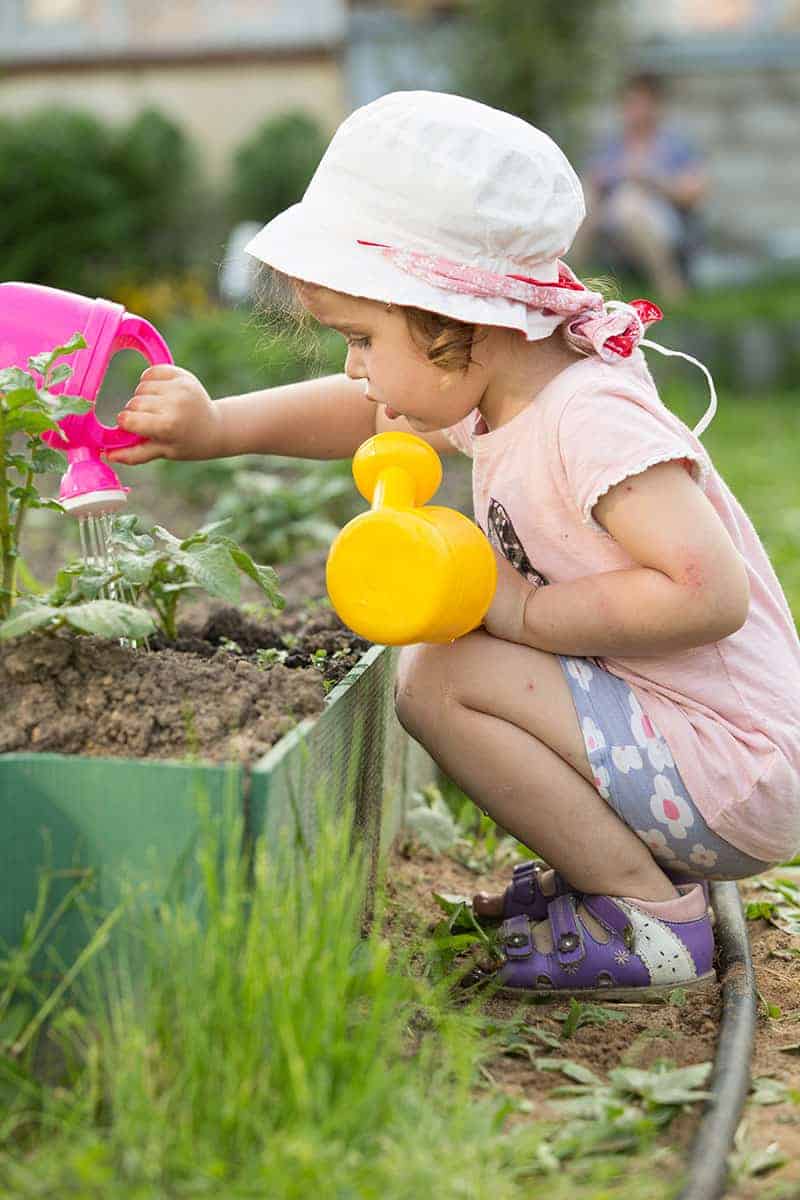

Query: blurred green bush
[[0, 106, 201, 295], [99, 307, 344, 403], [228, 110, 327, 224]]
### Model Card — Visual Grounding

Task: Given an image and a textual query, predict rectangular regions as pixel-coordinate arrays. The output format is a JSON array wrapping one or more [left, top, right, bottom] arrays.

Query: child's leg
[[395, 631, 678, 903]]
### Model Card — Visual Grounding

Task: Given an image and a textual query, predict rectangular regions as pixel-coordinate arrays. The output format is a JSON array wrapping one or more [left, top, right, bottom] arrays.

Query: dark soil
[[0, 551, 369, 766]]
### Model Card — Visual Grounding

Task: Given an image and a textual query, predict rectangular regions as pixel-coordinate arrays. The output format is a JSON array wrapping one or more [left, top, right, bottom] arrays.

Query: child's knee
[[394, 643, 454, 735]]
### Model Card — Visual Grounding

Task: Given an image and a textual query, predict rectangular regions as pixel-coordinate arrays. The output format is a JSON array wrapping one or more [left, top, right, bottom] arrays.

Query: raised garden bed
[[0, 554, 435, 965]]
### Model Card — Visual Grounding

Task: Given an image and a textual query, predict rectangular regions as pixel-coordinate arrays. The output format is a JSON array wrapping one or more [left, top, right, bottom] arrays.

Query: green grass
[[0, 789, 698, 1200]]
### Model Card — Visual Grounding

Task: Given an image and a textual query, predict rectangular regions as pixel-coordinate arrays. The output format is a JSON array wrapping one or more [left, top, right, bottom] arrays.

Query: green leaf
[[732, 1141, 788, 1179], [1, 387, 41, 417], [43, 394, 92, 423], [406, 795, 460, 853], [114, 550, 161, 588], [47, 363, 74, 386], [197, 518, 234, 540], [0, 602, 61, 639], [535, 1058, 603, 1085], [47, 566, 82, 606], [431, 894, 483, 935], [432, 892, 473, 916], [750, 1076, 790, 1105], [5, 410, 61, 437], [10, 484, 40, 504], [610, 1063, 712, 1105], [153, 524, 182, 549], [228, 547, 283, 607], [560, 998, 584, 1039], [62, 601, 156, 640], [179, 543, 241, 603], [4, 452, 32, 474], [30, 444, 67, 474], [27, 332, 87, 377], [0, 366, 35, 394], [746, 900, 777, 921], [110, 514, 155, 552]]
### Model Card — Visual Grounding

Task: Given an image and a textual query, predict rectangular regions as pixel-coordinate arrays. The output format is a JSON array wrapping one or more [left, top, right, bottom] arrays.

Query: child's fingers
[[138, 364, 184, 383], [115, 408, 171, 439], [123, 395, 165, 414], [106, 441, 168, 465]]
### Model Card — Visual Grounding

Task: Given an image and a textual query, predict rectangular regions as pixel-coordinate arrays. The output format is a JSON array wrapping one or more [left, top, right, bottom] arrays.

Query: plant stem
[[0, 405, 14, 619], [163, 596, 178, 642], [147, 592, 176, 641], [10, 465, 35, 604]]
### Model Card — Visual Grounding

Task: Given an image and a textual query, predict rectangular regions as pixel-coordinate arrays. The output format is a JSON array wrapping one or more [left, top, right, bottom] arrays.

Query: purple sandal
[[487, 889, 716, 1001], [474, 861, 710, 926]]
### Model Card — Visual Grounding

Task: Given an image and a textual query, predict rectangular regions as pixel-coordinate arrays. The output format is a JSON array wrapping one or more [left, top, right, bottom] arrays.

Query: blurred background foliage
[[452, 0, 620, 154], [228, 110, 329, 226]]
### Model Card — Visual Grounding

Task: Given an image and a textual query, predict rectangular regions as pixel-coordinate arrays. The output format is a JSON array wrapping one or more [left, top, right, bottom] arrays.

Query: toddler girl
[[110, 92, 800, 999]]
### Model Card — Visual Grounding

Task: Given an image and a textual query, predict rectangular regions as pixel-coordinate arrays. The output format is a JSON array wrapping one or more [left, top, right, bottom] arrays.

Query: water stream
[[77, 513, 145, 649]]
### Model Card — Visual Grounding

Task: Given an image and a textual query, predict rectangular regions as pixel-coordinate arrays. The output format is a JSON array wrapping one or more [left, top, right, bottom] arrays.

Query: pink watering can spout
[[0, 282, 171, 518]]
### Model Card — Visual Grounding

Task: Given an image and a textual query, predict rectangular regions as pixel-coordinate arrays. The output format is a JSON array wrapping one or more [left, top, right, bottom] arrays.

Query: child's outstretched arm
[[107, 366, 455, 466], [486, 460, 751, 657]]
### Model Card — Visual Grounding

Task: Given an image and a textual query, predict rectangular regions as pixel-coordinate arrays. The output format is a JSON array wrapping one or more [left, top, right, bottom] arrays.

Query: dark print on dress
[[486, 499, 549, 587]]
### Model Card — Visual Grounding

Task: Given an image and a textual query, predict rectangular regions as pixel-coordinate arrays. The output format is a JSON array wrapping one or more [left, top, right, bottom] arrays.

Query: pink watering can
[[0, 282, 169, 517]]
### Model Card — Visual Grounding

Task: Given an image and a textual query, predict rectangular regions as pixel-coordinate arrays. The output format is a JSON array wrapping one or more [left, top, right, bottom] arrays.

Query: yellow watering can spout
[[326, 432, 497, 645]]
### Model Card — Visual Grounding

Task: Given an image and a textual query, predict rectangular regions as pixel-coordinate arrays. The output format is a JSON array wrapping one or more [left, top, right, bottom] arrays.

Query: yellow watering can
[[326, 432, 497, 645]]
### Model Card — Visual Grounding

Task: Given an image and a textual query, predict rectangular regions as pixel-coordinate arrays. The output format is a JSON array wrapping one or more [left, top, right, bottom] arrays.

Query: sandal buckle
[[558, 931, 580, 953]]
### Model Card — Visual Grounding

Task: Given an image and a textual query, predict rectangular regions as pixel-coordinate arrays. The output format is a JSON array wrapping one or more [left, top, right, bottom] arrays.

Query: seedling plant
[[0, 335, 91, 620], [0, 514, 283, 643]]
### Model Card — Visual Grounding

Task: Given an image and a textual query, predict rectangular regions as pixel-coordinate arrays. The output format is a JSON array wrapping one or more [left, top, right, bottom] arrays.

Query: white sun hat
[[244, 90, 588, 341]]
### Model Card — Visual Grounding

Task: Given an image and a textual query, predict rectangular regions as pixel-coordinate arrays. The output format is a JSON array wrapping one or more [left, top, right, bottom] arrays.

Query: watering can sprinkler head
[[48, 421, 131, 518], [0, 282, 171, 519]]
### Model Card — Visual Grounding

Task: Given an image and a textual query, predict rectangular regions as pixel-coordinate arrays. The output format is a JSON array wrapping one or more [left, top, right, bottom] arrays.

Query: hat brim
[[244, 205, 564, 342]]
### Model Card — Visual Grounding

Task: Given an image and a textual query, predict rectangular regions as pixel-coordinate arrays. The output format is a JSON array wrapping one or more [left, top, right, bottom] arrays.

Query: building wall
[[0, 57, 347, 181]]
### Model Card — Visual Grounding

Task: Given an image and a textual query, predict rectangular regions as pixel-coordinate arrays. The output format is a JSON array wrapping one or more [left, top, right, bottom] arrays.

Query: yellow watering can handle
[[326, 432, 497, 645]]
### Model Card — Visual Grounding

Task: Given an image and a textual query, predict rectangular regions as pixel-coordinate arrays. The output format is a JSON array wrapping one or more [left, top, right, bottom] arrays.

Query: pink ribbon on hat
[[357, 240, 663, 362]]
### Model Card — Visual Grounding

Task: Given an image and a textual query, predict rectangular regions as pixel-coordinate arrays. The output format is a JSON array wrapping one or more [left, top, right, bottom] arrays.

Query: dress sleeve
[[556, 381, 711, 533], [440, 412, 475, 457]]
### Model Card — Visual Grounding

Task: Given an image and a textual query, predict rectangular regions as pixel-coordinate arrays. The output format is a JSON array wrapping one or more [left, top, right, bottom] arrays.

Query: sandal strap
[[501, 914, 534, 959], [512, 860, 542, 880], [547, 894, 585, 966], [507, 863, 566, 912], [582, 895, 635, 949]]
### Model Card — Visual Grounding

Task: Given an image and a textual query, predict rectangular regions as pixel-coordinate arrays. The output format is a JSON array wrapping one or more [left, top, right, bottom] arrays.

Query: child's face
[[297, 284, 486, 433]]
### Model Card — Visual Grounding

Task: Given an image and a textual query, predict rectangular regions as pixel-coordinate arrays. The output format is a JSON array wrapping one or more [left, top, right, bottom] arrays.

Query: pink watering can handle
[[101, 313, 174, 450]]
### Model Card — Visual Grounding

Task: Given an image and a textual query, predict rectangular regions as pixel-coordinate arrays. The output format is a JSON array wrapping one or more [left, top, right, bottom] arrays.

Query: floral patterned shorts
[[558, 655, 771, 881]]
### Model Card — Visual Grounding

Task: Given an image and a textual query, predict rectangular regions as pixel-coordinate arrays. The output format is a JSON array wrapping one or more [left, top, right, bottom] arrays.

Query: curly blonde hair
[[403, 307, 483, 373]]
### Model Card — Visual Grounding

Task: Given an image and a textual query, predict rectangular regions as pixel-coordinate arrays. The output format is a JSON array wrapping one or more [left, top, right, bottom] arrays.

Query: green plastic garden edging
[[0, 643, 435, 970]]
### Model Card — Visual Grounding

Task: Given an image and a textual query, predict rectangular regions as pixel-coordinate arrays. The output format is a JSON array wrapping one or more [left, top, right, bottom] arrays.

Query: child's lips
[[384, 404, 400, 420]]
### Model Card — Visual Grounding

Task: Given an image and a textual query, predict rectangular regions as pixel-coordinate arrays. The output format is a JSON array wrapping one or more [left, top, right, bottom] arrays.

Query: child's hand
[[482, 548, 536, 645], [106, 365, 224, 465]]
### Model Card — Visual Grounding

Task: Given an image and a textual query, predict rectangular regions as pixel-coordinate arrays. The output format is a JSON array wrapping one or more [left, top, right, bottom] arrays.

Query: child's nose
[[344, 347, 366, 381]]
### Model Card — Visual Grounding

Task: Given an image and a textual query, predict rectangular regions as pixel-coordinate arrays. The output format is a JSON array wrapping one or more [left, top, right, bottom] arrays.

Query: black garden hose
[[677, 881, 757, 1200]]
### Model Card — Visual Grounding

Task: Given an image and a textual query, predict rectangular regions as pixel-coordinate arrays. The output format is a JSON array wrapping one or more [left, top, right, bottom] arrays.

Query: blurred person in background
[[575, 73, 708, 300]]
